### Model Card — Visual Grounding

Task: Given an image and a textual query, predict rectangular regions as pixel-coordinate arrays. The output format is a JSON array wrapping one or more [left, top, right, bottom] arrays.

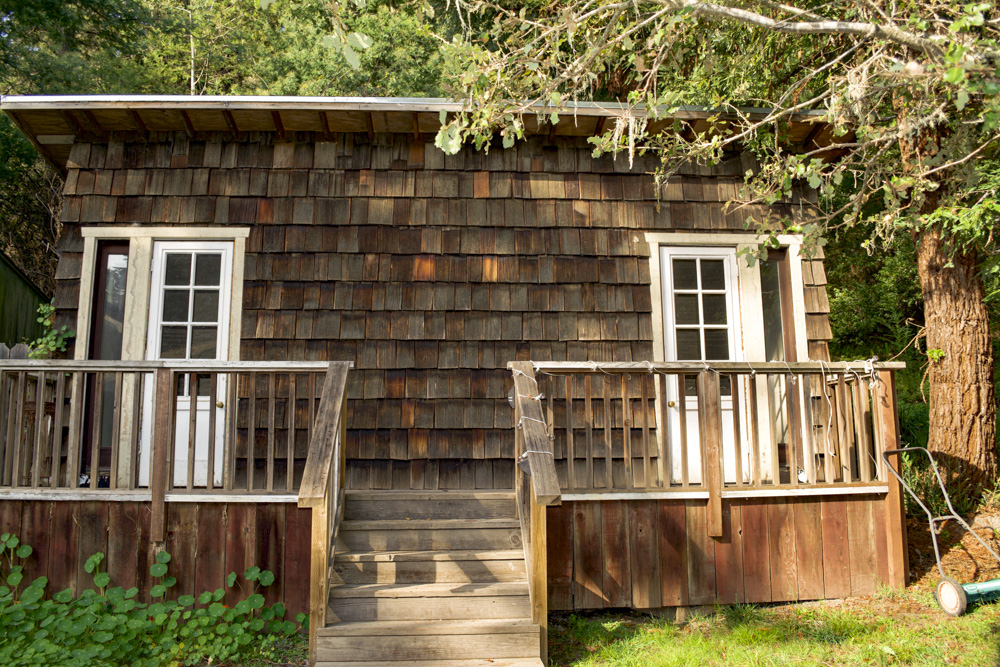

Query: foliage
[[0, 535, 305, 666], [899, 450, 981, 518], [27, 303, 74, 359]]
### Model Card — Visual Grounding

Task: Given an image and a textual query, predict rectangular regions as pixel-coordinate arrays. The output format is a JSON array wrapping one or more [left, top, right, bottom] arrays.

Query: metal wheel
[[936, 577, 968, 617]]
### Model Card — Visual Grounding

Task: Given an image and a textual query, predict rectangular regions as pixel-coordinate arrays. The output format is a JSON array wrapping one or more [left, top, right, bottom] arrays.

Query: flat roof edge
[[0, 95, 828, 119]]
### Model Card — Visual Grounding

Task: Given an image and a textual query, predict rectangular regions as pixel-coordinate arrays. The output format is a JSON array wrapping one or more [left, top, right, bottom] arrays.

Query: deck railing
[[0, 360, 350, 498], [509, 360, 904, 535]]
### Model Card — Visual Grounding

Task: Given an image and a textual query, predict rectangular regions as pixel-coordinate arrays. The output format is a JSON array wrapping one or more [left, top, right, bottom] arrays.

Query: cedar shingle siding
[[53, 132, 832, 490]]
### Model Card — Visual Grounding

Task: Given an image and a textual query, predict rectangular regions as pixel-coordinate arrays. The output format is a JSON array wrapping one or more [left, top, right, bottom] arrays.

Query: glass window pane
[[704, 328, 730, 360], [672, 259, 698, 290], [760, 259, 786, 362], [701, 260, 726, 290], [196, 373, 213, 396], [164, 254, 192, 286], [674, 294, 700, 325], [162, 290, 189, 322], [702, 294, 728, 325], [98, 253, 128, 361], [160, 326, 188, 359], [683, 375, 697, 396], [195, 254, 222, 286], [192, 290, 220, 322], [191, 326, 218, 359], [676, 329, 702, 360]]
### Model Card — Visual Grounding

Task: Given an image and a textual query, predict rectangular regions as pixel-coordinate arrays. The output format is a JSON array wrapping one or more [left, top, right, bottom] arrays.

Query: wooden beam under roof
[[271, 110, 286, 140], [129, 109, 149, 135], [222, 109, 239, 133], [179, 109, 196, 136]]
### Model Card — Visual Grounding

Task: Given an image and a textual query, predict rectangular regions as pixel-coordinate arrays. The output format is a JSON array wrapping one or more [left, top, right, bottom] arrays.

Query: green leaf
[[209, 602, 226, 617], [198, 591, 212, 605], [347, 32, 373, 50], [93, 631, 114, 643], [244, 566, 261, 582], [956, 90, 970, 111], [155, 551, 171, 564], [258, 0, 276, 8], [178, 595, 195, 607], [320, 34, 342, 50], [258, 570, 274, 587], [151, 585, 166, 598], [226, 572, 237, 588], [150, 563, 168, 578], [282, 620, 296, 634], [273, 602, 287, 618], [15, 544, 32, 559], [7, 572, 22, 587], [343, 45, 361, 70], [213, 587, 226, 601], [93, 572, 110, 588], [247, 593, 265, 610], [945, 67, 966, 85]]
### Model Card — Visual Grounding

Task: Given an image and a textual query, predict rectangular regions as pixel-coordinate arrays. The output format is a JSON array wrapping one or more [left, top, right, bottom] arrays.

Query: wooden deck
[[0, 358, 908, 666]]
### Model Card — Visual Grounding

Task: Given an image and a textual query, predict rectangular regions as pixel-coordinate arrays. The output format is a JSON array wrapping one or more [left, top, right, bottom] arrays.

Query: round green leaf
[[150, 563, 168, 578], [150, 585, 166, 598], [15, 544, 32, 559], [247, 593, 265, 610], [7, 572, 22, 587], [156, 551, 171, 564], [178, 595, 195, 607], [163, 576, 177, 588], [281, 620, 296, 635], [235, 599, 250, 615], [226, 572, 237, 587], [244, 566, 260, 581], [94, 572, 111, 588], [272, 602, 286, 618], [208, 602, 226, 617], [257, 570, 274, 587], [93, 631, 114, 643]]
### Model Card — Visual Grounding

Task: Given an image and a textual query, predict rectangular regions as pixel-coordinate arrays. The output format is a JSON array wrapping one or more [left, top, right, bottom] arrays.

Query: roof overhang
[[1, 95, 836, 173]]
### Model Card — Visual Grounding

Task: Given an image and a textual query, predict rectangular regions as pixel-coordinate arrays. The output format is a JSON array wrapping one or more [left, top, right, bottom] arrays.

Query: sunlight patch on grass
[[549, 589, 1000, 666]]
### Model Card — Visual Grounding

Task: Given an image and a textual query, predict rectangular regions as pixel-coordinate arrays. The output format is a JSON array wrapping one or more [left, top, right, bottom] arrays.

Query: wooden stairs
[[316, 490, 545, 666]]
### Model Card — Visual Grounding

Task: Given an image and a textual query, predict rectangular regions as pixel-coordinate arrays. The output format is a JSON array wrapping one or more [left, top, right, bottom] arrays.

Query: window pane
[[760, 258, 786, 362], [162, 290, 189, 322], [672, 259, 698, 290], [674, 294, 700, 325], [704, 328, 730, 360], [702, 294, 728, 325], [676, 329, 702, 360], [196, 373, 213, 396], [195, 254, 222, 286], [160, 326, 188, 358], [701, 259, 726, 290], [191, 326, 218, 359], [97, 253, 128, 360], [164, 254, 192, 286], [192, 290, 220, 322]]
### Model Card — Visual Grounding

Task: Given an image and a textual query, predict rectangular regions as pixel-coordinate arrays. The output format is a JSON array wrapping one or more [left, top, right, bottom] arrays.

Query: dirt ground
[[907, 509, 1000, 589]]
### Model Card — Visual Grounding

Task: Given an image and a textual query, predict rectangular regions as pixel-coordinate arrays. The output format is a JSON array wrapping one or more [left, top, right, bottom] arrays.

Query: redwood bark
[[916, 226, 997, 489]]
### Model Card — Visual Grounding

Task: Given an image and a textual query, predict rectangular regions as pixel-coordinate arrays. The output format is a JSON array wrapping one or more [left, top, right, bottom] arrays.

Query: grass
[[548, 586, 1000, 666]]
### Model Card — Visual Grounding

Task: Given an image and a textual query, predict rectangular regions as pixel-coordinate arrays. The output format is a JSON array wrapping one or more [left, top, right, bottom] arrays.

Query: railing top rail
[[519, 360, 906, 374], [0, 360, 351, 372]]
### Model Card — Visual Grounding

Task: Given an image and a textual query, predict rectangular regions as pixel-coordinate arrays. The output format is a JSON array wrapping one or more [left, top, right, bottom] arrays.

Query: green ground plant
[[0, 532, 306, 666]]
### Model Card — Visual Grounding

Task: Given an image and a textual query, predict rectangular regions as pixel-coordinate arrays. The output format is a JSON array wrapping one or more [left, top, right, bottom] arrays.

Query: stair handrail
[[508, 361, 560, 666], [297, 361, 352, 666]]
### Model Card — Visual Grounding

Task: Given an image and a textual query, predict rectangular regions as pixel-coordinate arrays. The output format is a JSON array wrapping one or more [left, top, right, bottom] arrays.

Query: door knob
[[667, 401, 676, 408], [216, 401, 224, 408]]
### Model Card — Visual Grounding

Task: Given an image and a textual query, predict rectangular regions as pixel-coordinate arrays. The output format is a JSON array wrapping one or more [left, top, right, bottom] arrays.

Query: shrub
[[0, 533, 307, 666]]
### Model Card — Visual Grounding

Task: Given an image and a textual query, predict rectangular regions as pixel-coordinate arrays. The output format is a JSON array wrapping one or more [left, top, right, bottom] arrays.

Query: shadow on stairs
[[317, 490, 545, 666]]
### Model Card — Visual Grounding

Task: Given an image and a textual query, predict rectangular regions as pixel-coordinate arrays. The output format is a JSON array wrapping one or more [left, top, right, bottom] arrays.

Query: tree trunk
[[916, 225, 997, 491]]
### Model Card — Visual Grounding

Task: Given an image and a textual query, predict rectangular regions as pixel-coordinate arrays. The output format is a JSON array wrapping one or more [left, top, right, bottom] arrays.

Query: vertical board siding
[[51, 133, 834, 491], [0, 252, 46, 347], [547, 495, 891, 610], [0, 500, 311, 616]]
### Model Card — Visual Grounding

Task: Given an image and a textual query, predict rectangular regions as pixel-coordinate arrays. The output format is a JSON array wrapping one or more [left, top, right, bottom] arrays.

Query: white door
[[139, 242, 232, 487], [660, 247, 749, 485]]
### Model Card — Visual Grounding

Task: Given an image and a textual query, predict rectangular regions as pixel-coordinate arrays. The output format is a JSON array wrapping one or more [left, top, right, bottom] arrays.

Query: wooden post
[[307, 499, 329, 665], [150, 367, 172, 542], [875, 370, 908, 588], [530, 484, 548, 665], [698, 371, 723, 538]]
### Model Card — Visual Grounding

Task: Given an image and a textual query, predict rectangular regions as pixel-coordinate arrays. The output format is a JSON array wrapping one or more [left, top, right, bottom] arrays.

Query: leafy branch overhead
[[260, 0, 373, 69]]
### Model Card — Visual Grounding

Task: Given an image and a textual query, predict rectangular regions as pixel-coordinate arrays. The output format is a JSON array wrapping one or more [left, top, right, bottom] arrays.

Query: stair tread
[[335, 549, 524, 562], [345, 490, 514, 501], [341, 518, 520, 530], [319, 619, 537, 636], [318, 660, 543, 666], [331, 582, 529, 598]]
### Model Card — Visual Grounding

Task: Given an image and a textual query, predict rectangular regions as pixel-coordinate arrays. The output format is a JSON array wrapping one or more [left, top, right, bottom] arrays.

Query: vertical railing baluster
[[90, 372, 104, 489], [51, 371, 65, 488], [129, 372, 142, 489], [640, 374, 652, 488], [785, 371, 801, 487], [225, 372, 238, 491], [288, 374, 297, 492], [65, 372, 84, 488], [602, 376, 612, 490], [187, 371, 198, 490], [657, 373, 669, 488], [854, 378, 872, 482], [207, 372, 218, 491], [621, 374, 633, 490], [564, 375, 575, 491], [109, 372, 123, 490], [247, 372, 256, 492], [731, 373, 743, 487], [748, 373, 762, 487], [584, 374, 593, 491], [31, 371, 47, 488], [267, 373, 276, 491], [678, 374, 689, 488], [9, 372, 26, 487], [800, 373, 818, 485]]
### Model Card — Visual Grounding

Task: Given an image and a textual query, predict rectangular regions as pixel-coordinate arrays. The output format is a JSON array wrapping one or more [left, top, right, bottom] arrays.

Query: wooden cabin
[[0, 96, 907, 666]]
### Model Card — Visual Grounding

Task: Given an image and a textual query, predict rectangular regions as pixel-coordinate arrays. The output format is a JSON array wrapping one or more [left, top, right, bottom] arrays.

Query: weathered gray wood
[[318, 619, 537, 636], [334, 556, 526, 584], [109, 372, 123, 490], [187, 372, 197, 490], [206, 373, 217, 491], [297, 362, 351, 508], [344, 497, 516, 521], [508, 362, 560, 506], [327, 593, 531, 622], [316, 629, 540, 662], [50, 371, 65, 489], [531, 361, 906, 373], [150, 368, 172, 541], [339, 524, 522, 552], [31, 371, 46, 488]]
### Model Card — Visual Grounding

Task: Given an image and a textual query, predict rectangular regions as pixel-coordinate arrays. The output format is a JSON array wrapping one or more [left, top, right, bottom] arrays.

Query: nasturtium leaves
[[150, 563, 168, 578], [226, 572, 237, 588], [244, 566, 261, 581], [155, 551, 171, 565]]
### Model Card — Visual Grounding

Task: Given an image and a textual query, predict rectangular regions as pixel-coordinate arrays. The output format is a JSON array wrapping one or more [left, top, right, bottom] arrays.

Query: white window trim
[[644, 232, 810, 364], [76, 227, 249, 363]]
